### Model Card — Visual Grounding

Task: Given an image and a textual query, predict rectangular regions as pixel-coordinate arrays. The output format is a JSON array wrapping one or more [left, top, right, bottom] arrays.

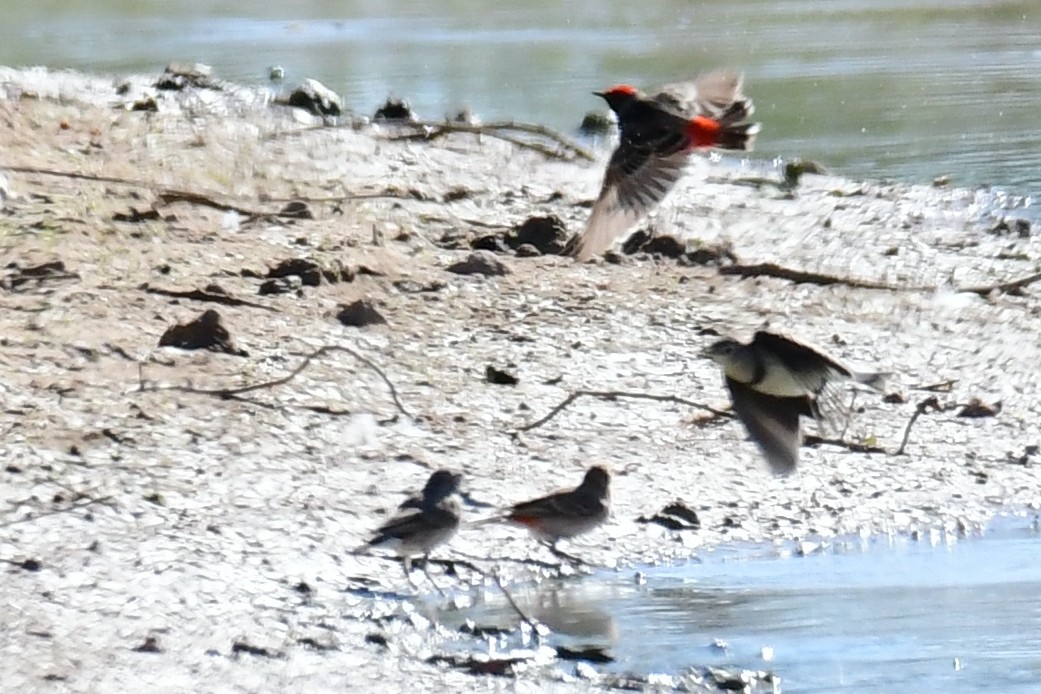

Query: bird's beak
[[592, 91, 605, 99]]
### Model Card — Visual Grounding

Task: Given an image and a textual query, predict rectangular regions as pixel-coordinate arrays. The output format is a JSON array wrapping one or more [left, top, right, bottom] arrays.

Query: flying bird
[[703, 331, 884, 475], [568, 69, 760, 261]]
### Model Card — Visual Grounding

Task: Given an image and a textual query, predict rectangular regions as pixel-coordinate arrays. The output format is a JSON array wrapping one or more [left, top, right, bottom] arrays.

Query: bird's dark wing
[[368, 504, 458, 546], [569, 139, 690, 261], [752, 331, 853, 382], [510, 489, 603, 521], [726, 376, 810, 475]]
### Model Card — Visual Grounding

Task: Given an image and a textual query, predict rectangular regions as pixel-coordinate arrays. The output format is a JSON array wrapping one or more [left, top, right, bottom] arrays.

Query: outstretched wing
[[654, 69, 747, 119], [569, 137, 690, 262], [727, 376, 809, 475]]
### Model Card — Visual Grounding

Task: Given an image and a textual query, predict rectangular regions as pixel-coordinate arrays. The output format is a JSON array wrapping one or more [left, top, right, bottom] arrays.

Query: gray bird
[[478, 466, 611, 563], [703, 331, 884, 475], [360, 469, 462, 586]]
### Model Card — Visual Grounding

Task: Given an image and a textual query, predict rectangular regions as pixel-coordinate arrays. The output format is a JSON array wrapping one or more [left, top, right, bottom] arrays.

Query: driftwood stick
[[517, 389, 732, 433], [141, 344, 411, 418], [382, 120, 595, 161]]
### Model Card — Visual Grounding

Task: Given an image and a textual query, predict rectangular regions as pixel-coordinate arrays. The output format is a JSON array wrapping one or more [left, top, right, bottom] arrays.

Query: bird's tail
[[469, 515, 508, 528], [852, 370, 890, 392], [713, 99, 760, 151]]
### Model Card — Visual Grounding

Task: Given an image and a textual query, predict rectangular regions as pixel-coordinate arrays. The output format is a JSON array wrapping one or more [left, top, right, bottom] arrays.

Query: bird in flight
[[568, 69, 760, 262], [703, 331, 885, 474]]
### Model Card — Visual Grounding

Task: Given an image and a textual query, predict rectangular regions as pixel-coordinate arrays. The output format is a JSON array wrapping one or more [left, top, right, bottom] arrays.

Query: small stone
[[155, 62, 219, 91], [485, 365, 518, 385], [446, 251, 510, 277], [957, 397, 1001, 418], [285, 79, 343, 117], [336, 299, 388, 328], [579, 111, 615, 136], [133, 637, 162, 653], [514, 243, 541, 257], [509, 215, 569, 255], [470, 234, 509, 253], [158, 309, 246, 356], [258, 276, 302, 296], [373, 97, 417, 123]]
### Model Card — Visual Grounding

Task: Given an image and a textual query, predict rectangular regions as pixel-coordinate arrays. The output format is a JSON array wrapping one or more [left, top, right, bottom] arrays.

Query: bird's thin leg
[[547, 540, 588, 567], [420, 553, 448, 598], [402, 556, 421, 591]]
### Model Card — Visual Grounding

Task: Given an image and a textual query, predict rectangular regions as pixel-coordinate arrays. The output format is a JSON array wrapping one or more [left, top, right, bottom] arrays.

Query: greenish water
[[2, 1, 1040, 195], [451, 517, 1041, 692]]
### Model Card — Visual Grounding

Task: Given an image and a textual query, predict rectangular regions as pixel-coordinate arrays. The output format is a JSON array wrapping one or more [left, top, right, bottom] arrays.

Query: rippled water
[[452, 517, 1041, 692], [2, 1, 1040, 195]]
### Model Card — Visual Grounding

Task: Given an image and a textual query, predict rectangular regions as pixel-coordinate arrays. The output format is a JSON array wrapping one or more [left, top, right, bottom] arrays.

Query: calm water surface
[[453, 517, 1041, 693], [2, 1, 1040, 196]]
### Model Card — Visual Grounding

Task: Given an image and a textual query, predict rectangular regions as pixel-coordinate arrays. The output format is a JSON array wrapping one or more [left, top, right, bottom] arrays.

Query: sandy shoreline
[[2, 66, 1040, 692]]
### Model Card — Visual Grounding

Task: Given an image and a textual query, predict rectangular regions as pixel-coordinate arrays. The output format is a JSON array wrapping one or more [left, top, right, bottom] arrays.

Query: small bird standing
[[569, 69, 760, 262], [703, 331, 884, 475], [358, 469, 463, 589], [478, 466, 611, 563]]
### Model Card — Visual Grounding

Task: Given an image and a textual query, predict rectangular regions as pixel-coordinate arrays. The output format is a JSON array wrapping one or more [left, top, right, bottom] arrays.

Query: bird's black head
[[594, 84, 640, 116], [581, 465, 611, 493], [423, 469, 462, 500]]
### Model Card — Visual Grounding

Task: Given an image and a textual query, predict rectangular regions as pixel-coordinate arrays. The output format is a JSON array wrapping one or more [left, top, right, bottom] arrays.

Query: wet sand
[[1, 67, 1039, 691]]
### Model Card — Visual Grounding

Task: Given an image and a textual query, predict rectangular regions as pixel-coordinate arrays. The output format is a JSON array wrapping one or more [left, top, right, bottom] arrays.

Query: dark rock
[[278, 201, 313, 219], [510, 215, 569, 255], [285, 79, 343, 117], [578, 110, 615, 136], [2, 260, 79, 291], [392, 279, 446, 294], [130, 97, 158, 112], [470, 234, 510, 253], [257, 277, 301, 296], [680, 242, 738, 267], [155, 62, 220, 91], [231, 640, 280, 658], [644, 235, 687, 258], [426, 653, 530, 677], [459, 622, 512, 638], [132, 637, 162, 653], [514, 243, 541, 258], [297, 636, 336, 651], [556, 646, 614, 663], [336, 299, 387, 328], [19, 558, 42, 572], [989, 217, 1032, 238], [446, 251, 510, 277], [637, 501, 701, 531], [621, 229, 652, 255], [602, 250, 626, 264], [365, 633, 389, 648], [158, 309, 247, 356], [485, 365, 518, 385], [957, 397, 1001, 418], [267, 258, 353, 286], [373, 97, 418, 123], [622, 233, 687, 258]]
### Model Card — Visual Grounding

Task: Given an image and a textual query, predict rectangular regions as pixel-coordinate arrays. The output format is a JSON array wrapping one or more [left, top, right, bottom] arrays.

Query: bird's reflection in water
[[526, 582, 618, 645]]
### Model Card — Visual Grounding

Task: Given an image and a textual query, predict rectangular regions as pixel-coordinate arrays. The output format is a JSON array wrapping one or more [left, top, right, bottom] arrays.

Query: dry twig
[[0, 495, 115, 528], [895, 396, 943, 456], [516, 389, 732, 433], [382, 120, 595, 162], [139, 344, 410, 418]]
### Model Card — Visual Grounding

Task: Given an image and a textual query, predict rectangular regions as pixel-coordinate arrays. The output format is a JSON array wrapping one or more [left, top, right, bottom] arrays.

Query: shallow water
[[452, 517, 1041, 692], [2, 1, 1040, 195]]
